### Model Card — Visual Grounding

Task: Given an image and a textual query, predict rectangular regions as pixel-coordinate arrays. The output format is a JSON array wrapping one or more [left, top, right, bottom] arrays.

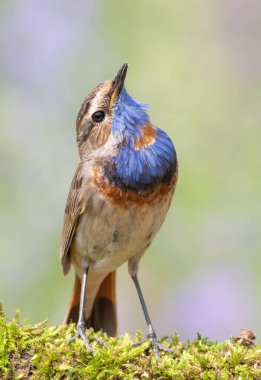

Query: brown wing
[[60, 163, 86, 275]]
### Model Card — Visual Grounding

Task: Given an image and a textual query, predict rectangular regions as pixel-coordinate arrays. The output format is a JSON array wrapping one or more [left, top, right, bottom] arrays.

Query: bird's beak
[[113, 63, 128, 92], [110, 63, 128, 109]]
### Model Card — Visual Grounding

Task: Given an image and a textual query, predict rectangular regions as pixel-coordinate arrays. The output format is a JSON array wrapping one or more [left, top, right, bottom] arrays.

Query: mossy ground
[[0, 308, 261, 379]]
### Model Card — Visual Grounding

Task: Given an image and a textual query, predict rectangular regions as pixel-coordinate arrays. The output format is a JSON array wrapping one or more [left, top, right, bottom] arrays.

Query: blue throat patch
[[110, 87, 177, 190]]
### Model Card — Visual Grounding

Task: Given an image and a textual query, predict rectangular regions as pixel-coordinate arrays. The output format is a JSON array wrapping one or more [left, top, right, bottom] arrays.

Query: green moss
[[0, 307, 260, 379]]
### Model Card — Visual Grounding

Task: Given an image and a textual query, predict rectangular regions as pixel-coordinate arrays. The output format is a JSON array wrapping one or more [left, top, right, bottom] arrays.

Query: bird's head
[[76, 64, 176, 190], [76, 63, 150, 159]]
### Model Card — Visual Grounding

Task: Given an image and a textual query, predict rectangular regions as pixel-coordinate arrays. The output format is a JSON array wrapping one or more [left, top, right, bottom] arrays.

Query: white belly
[[71, 192, 171, 275]]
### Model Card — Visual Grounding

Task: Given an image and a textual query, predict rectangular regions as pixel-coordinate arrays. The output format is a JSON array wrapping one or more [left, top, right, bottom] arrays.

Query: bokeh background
[[1, 0, 261, 342]]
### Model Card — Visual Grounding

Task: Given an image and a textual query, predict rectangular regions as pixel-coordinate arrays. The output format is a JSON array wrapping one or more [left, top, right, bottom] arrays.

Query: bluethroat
[[60, 63, 178, 358]]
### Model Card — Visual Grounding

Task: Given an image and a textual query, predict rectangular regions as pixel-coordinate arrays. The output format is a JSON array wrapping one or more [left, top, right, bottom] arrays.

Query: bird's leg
[[131, 274, 173, 359], [69, 263, 93, 352]]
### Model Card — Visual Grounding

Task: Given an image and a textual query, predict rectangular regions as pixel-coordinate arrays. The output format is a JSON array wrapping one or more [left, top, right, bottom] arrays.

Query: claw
[[133, 334, 174, 360], [94, 336, 104, 345], [68, 322, 105, 352], [68, 322, 93, 352]]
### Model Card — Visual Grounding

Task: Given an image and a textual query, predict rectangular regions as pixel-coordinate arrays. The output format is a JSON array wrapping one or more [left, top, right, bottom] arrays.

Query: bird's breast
[[92, 165, 177, 208], [70, 178, 175, 274]]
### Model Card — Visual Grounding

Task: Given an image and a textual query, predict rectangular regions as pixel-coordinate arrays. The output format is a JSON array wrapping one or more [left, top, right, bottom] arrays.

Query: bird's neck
[[110, 124, 176, 192], [94, 88, 177, 193]]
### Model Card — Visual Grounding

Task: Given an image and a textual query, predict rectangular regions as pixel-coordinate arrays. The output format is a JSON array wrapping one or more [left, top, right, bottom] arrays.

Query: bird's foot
[[68, 322, 104, 352], [133, 333, 174, 360]]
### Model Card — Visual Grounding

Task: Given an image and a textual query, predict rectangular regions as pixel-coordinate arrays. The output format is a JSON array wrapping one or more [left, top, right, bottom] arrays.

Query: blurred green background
[[1, 0, 261, 341]]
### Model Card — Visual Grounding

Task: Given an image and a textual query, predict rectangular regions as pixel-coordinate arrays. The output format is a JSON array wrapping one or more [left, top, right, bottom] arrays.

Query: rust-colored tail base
[[64, 271, 117, 337]]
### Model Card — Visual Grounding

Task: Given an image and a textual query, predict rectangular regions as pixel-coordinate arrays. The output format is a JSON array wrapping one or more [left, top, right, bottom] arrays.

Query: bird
[[60, 63, 178, 358]]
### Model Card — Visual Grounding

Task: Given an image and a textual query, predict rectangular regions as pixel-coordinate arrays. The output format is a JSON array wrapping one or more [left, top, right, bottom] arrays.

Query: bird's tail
[[64, 271, 117, 337]]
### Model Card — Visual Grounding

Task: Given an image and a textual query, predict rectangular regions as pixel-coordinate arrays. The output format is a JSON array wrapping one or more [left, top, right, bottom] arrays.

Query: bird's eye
[[92, 111, 105, 123]]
